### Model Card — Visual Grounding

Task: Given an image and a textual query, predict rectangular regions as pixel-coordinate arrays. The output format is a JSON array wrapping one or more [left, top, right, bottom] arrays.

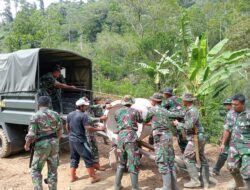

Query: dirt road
[[0, 138, 235, 190]]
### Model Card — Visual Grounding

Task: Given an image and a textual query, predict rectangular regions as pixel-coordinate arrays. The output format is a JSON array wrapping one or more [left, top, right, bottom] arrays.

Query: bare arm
[[54, 81, 77, 90], [65, 123, 70, 134], [220, 130, 230, 152], [84, 125, 105, 132], [24, 117, 37, 151], [57, 128, 63, 140]]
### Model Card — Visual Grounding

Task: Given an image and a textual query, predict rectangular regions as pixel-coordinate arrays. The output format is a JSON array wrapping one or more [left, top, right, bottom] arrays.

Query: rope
[[77, 88, 123, 98]]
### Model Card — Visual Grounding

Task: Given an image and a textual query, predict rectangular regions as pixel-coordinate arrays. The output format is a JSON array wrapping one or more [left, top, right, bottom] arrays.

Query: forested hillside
[[0, 0, 250, 142]]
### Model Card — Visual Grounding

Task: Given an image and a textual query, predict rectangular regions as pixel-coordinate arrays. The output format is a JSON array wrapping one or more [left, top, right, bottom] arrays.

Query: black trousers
[[69, 141, 94, 168]]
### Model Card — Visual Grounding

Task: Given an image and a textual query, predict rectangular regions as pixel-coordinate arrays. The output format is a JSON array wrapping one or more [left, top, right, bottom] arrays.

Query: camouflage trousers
[[183, 134, 208, 166], [154, 133, 175, 174], [31, 139, 59, 190], [117, 141, 140, 174], [227, 142, 250, 179], [87, 132, 99, 163]]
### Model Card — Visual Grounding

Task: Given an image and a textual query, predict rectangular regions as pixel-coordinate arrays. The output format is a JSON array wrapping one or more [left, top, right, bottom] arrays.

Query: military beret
[[38, 96, 51, 105]]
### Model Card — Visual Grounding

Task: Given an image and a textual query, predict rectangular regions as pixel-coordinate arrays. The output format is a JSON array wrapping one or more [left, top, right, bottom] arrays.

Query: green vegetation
[[0, 0, 250, 142]]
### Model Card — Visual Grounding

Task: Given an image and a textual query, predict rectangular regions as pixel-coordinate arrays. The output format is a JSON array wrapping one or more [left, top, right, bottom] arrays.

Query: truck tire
[[0, 128, 11, 158]]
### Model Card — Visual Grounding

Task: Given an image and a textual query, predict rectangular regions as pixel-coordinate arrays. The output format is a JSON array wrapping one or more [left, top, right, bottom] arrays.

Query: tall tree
[[38, 0, 45, 14], [13, 0, 19, 15], [2, 0, 13, 24]]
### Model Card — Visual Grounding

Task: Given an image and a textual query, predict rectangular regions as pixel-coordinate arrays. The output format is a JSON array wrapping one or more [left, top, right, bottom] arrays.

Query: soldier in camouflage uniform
[[83, 97, 106, 171], [221, 94, 250, 190], [55, 64, 66, 113], [173, 93, 209, 188], [89, 96, 109, 144], [212, 98, 232, 175], [24, 96, 63, 190], [114, 95, 143, 190], [39, 66, 76, 113], [144, 93, 181, 190], [90, 96, 104, 117], [162, 87, 187, 153]]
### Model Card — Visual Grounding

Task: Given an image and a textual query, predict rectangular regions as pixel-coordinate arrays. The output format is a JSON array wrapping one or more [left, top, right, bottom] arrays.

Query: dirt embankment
[[0, 137, 234, 190]]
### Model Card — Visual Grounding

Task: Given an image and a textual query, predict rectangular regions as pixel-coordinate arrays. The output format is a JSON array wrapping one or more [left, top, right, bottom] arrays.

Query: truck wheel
[[0, 128, 11, 158]]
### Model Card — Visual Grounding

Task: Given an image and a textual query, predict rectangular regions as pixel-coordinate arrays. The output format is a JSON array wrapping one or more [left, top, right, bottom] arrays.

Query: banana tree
[[137, 49, 172, 90], [185, 35, 250, 98], [182, 34, 250, 118]]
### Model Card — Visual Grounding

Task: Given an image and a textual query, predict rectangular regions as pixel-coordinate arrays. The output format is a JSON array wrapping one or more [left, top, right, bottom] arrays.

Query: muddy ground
[[0, 137, 238, 190]]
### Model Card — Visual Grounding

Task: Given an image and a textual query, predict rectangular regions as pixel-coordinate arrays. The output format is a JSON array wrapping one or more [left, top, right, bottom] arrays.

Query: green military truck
[[0, 48, 92, 157]]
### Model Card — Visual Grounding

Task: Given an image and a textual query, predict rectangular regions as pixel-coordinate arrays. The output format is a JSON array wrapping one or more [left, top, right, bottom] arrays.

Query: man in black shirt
[[67, 98, 105, 183]]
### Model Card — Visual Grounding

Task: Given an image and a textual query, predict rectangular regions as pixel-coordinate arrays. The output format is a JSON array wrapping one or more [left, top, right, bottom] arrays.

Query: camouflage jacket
[[25, 107, 63, 142], [90, 104, 104, 118], [39, 72, 59, 101], [115, 106, 143, 143], [224, 109, 237, 133], [176, 105, 204, 140], [161, 96, 183, 112], [231, 109, 250, 152], [144, 105, 183, 136]]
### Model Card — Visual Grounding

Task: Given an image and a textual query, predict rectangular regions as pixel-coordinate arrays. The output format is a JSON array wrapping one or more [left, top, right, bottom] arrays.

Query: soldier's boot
[[70, 168, 79, 182], [114, 165, 124, 190], [201, 165, 210, 189], [227, 171, 245, 190], [244, 179, 250, 189], [86, 167, 101, 184], [130, 173, 141, 190], [155, 173, 171, 190], [184, 163, 201, 188], [212, 154, 227, 175], [93, 162, 106, 171]]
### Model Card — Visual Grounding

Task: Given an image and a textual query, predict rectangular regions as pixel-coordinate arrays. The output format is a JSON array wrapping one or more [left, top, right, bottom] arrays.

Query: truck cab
[[0, 48, 92, 157]]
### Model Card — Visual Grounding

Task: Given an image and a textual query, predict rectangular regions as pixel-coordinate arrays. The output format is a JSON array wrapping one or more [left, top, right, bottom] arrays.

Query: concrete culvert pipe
[[105, 98, 153, 144]]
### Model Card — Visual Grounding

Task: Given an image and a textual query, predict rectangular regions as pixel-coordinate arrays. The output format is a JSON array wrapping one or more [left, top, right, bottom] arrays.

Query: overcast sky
[[0, 0, 87, 16], [0, 0, 59, 11], [0, 0, 88, 21]]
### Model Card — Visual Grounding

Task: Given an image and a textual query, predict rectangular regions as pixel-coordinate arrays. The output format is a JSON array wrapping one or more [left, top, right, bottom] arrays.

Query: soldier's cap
[[56, 64, 63, 70], [105, 99, 112, 104], [223, 98, 232, 105], [52, 65, 61, 72], [121, 95, 135, 105], [163, 87, 173, 95], [76, 98, 89, 106], [150, 93, 163, 102], [93, 96, 102, 101], [182, 93, 196, 102], [38, 96, 51, 105]]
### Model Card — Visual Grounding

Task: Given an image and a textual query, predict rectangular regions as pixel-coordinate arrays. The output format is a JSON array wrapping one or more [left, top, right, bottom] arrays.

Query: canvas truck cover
[[0, 49, 39, 93]]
